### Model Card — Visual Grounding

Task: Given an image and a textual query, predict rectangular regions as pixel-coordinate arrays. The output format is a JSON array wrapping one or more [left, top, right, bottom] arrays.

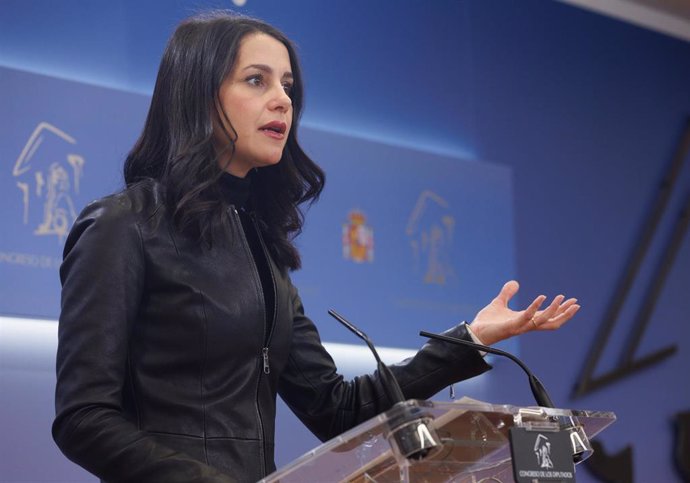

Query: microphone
[[419, 328, 593, 463], [328, 309, 440, 462], [328, 309, 405, 404], [419, 329, 555, 408]]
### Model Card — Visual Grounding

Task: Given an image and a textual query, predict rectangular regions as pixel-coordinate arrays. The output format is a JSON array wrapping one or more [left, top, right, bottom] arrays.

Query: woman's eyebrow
[[242, 64, 293, 79]]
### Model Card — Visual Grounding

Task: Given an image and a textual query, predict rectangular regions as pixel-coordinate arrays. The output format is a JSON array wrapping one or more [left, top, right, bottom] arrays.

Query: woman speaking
[[52, 11, 579, 483]]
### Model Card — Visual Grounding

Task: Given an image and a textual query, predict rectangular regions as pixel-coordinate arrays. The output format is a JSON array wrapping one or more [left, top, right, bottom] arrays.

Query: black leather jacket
[[53, 180, 491, 483]]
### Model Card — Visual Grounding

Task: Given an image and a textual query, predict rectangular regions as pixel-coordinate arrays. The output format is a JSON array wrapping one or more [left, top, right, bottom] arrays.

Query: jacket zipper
[[251, 212, 279, 475], [251, 212, 278, 350], [229, 206, 277, 476], [262, 347, 270, 374]]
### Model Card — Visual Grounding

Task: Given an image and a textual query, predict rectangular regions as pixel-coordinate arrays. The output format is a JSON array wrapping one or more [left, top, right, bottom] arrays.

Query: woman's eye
[[282, 82, 293, 95], [246, 74, 264, 86]]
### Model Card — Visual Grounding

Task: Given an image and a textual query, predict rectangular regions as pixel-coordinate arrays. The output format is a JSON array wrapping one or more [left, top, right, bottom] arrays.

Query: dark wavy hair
[[124, 11, 324, 270]]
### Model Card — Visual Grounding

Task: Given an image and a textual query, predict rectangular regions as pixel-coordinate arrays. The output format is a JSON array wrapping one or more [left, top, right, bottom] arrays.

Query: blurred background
[[1, 1, 689, 481]]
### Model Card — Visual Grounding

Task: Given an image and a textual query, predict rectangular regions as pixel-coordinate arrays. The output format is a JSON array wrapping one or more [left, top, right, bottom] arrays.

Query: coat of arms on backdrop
[[342, 210, 374, 263]]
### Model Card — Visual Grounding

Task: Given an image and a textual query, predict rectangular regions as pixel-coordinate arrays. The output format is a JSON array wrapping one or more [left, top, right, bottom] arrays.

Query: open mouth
[[259, 121, 287, 135]]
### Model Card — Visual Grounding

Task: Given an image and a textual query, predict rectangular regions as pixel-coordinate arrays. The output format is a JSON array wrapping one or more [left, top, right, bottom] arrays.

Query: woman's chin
[[257, 154, 283, 168]]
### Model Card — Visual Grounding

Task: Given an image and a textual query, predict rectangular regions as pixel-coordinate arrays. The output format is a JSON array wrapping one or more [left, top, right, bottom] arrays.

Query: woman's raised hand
[[469, 280, 580, 346]]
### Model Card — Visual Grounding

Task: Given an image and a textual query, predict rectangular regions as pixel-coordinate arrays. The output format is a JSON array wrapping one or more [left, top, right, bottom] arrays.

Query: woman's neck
[[218, 171, 251, 209]]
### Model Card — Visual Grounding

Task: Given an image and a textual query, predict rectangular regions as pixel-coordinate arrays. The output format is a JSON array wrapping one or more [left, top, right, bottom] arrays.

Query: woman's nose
[[268, 85, 292, 112]]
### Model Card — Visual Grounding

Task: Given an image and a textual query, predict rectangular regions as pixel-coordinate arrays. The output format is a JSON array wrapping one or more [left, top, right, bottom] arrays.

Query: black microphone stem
[[419, 330, 555, 408], [329, 309, 406, 404], [421, 329, 594, 463]]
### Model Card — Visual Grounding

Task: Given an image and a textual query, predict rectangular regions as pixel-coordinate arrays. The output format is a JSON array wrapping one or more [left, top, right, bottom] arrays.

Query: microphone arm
[[329, 309, 442, 462], [328, 309, 405, 404], [420, 328, 594, 463], [419, 329, 555, 408]]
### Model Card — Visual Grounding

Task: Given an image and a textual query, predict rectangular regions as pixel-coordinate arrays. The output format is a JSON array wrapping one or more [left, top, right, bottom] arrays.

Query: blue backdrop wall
[[1, 1, 689, 482]]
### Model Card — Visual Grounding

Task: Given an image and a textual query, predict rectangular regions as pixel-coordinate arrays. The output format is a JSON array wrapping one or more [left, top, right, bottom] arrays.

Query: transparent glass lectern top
[[260, 398, 616, 483]]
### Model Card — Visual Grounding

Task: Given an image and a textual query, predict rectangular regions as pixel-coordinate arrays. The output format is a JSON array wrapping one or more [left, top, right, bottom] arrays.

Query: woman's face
[[216, 32, 294, 177]]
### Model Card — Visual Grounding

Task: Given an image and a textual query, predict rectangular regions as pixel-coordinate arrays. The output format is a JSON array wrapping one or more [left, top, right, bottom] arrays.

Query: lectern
[[260, 399, 615, 482]]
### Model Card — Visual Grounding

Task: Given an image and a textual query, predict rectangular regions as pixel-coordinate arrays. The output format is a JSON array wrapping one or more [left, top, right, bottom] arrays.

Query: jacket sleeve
[[52, 195, 235, 483], [277, 279, 492, 442]]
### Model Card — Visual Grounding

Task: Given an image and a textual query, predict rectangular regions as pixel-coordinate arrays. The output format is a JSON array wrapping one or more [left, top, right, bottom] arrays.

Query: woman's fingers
[[520, 295, 547, 329], [527, 295, 579, 332], [473, 281, 581, 342], [537, 304, 580, 330], [534, 294, 565, 323]]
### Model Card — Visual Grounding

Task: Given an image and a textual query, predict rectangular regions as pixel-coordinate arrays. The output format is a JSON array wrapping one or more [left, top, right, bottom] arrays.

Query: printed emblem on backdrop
[[12, 122, 85, 243], [405, 190, 456, 285], [342, 210, 374, 263]]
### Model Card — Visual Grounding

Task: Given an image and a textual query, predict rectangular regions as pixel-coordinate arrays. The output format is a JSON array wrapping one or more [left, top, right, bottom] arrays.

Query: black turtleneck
[[218, 172, 252, 209], [219, 172, 275, 338]]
